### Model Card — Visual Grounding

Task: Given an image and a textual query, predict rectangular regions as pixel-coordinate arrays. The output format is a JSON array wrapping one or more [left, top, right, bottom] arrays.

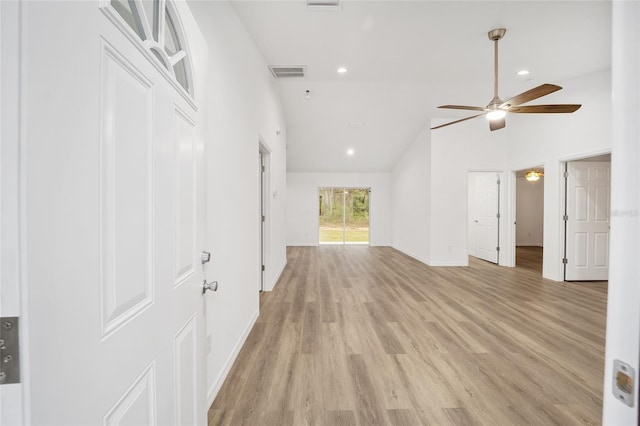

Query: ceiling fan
[[432, 28, 581, 132]]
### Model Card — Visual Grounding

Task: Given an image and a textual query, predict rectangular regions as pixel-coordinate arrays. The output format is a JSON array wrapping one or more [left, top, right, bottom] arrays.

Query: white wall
[[188, 1, 287, 405], [516, 176, 544, 246], [603, 1, 640, 424], [391, 128, 431, 264], [286, 172, 391, 246], [429, 119, 509, 266]]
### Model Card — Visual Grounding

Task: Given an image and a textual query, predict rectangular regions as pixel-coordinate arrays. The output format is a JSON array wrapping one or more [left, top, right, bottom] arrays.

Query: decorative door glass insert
[[109, 0, 192, 95]]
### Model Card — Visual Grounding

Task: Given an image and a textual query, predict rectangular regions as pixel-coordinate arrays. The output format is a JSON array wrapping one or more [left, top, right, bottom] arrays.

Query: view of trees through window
[[318, 188, 370, 244]]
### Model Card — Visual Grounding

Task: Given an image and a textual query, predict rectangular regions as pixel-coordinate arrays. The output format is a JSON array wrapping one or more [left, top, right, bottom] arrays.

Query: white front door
[[22, 1, 207, 424], [565, 161, 611, 281], [468, 172, 500, 264]]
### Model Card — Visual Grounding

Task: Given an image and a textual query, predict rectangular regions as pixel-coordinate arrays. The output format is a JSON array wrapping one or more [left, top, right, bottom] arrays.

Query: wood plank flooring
[[209, 246, 607, 426], [515, 246, 544, 274]]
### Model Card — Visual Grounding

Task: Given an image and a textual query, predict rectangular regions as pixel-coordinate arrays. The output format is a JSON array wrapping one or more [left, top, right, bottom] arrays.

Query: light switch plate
[[613, 359, 635, 407]]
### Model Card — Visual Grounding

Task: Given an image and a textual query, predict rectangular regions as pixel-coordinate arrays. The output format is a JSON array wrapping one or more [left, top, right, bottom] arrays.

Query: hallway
[[209, 246, 607, 425], [515, 246, 543, 274]]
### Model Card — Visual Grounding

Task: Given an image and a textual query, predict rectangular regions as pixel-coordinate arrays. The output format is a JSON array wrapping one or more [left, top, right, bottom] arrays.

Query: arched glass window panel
[[139, 0, 158, 41], [150, 47, 168, 68], [110, 0, 145, 39], [107, 0, 193, 96], [164, 10, 180, 56], [173, 60, 188, 91]]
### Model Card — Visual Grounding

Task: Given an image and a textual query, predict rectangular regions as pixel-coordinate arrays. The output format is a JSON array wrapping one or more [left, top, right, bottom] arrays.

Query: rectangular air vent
[[307, 0, 341, 10], [269, 65, 306, 79]]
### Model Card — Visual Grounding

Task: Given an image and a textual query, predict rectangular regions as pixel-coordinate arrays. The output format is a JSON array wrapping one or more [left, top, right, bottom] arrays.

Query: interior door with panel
[[468, 172, 500, 264], [565, 161, 611, 281], [23, 1, 207, 424]]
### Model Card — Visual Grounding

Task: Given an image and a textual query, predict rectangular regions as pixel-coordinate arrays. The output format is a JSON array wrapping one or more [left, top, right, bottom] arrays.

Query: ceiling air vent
[[307, 0, 341, 11], [269, 65, 307, 79]]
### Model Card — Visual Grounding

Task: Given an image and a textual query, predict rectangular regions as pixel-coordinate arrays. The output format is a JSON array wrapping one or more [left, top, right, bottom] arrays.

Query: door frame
[[258, 139, 271, 292], [508, 164, 545, 271], [1, 1, 28, 423], [467, 170, 507, 266], [558, 153, 611, 281], [556, 151, 611, 281], [562, 154, 612, 281]]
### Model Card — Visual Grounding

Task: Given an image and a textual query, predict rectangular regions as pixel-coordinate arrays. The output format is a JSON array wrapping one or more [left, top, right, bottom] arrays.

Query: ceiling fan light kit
[[432, 28, 581, 132], [486, 109, 506, 121], [525, 170, 544, 182]]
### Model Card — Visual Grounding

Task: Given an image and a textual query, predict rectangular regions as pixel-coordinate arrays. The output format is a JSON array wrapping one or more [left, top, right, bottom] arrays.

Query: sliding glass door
[[318, 188, 370, 245]]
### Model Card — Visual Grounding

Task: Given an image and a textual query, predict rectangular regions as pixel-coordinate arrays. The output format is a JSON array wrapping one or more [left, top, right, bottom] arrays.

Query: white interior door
[[22, 1, 207, 424], [565, 161, 611, 281], [469, 172, 500, 264]]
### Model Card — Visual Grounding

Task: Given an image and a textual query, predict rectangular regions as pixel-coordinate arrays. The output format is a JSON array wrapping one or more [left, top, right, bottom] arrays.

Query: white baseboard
[[206, 309, 259, 407], [264, 258, 287, 292], [391, 245, 430, 266]]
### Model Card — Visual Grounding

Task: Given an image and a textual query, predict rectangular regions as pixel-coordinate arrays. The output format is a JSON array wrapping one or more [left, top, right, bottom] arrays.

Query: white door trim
[[1, 1, 29, 423], [258, 138, 271, 291]]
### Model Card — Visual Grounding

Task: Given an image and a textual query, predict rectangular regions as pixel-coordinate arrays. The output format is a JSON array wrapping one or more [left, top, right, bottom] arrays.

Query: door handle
[[202, 280, 218, 294], [201, 251, 211, 264]]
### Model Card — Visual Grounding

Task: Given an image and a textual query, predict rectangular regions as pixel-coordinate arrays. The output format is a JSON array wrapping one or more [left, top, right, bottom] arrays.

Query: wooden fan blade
[[489, 117, 505, 131], [500, 84, 562, 108], [431, 113, 485, 130], [438, 105, 486, 112], [508, 104, 582, 113]]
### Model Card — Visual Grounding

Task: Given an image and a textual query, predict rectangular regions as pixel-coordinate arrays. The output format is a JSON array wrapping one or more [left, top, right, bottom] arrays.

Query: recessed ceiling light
[[346, 149, 355, 156], [517, 70, 530, 76], [337, 67, 348, 74]]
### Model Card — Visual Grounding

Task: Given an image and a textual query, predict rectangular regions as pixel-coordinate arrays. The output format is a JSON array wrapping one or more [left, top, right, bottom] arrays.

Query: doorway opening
[[514, 166, 545, 274], [318, 188, 370, 245]]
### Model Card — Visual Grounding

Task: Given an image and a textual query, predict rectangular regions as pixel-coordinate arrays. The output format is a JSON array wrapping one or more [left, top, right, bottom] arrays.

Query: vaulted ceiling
[[230, 1, 612, 173]]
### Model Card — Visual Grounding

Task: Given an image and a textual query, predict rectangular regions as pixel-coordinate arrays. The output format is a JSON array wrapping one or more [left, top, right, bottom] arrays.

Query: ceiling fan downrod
[[488, 28, 506, 107]]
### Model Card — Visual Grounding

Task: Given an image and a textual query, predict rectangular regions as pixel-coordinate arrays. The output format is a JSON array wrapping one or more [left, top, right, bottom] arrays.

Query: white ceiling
[[229, 1, 612, 173]]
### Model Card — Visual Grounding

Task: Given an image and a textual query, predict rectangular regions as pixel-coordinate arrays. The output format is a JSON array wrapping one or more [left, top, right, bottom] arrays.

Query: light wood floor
[[209, 246, 607, 426], [515, 246, 544, 274]]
